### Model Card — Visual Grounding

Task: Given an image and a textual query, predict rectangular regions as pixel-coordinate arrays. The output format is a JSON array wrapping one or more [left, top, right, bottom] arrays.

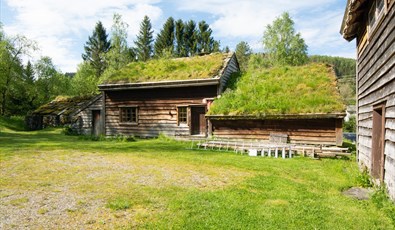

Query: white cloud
[[4, 0, 163, 72]]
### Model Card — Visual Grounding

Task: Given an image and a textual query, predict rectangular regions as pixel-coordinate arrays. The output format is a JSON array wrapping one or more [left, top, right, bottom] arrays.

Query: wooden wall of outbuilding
[[73, 96, 103, 135], [210, 118, 343, 146]]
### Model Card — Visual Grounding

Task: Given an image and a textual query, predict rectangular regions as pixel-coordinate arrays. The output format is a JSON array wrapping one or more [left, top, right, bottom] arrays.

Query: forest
[[0, 13, 356, 117]]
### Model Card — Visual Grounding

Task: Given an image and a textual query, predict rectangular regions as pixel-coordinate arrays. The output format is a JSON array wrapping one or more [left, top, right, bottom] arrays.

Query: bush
[[371, 186, 395, 224], [343, 115, 356, 133], [62, 125, 79, 136], [356, 168, 372, 188]]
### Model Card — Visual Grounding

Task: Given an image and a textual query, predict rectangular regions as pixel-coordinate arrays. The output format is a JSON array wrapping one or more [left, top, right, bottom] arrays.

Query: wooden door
[[371, 104, 385, 181], [92, 110, 101, 136], [191, 106, 206, 135]]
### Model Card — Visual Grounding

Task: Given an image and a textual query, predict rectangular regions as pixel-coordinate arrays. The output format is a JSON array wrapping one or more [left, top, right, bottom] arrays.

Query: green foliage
[[355, 168, 372, 188], [263, 12, 308, 66], [70, 61, 98, 96], [102, 13, 135, 80], [0, 116, 25, 131], [175, 19, 186, 57], [106, 197, 132, 210], [235, 41, 252, 71], [101, 52, 227, 83], [82, 21, 111, 77], [209, 63, 345, 116], [371, 186, 395, 224], [154, 17, 175, 57], [184, 20, 198, 56], [309, 55, 356, 105], [135, 15, 154, 62], [62, 125, 79, 136], [343, 115, 356, 133]]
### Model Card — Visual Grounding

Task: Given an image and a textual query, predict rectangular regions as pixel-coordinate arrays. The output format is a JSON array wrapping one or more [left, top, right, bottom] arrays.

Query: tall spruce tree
[[175, 19, 186, 57], [197, 20, 214, 53], [262, 12, 308, 66], [183, 20, 198, 56], [154, 17, 175, 57], [82, 21, 110, 77], [135, 15, 154, 62]]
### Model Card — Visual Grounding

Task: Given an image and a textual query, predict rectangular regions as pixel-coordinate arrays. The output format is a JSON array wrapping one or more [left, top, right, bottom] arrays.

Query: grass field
[[0, 117, 394, 229]]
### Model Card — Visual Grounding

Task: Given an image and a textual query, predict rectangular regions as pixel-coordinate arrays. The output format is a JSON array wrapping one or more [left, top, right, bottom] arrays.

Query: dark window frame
[[177, 106, 188, 126], [119, 106, 138, 124]]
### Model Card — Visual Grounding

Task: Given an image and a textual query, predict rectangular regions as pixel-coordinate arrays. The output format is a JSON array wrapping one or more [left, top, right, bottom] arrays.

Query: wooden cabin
[[26, 95, 103, 135], [98, 52, 239, 138], [206, 63, 346, 146], [341, 0, 395, 200]]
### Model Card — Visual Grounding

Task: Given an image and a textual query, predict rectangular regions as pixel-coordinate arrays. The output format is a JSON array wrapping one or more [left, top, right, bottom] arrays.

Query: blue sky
[[0, 0, 355, 72]]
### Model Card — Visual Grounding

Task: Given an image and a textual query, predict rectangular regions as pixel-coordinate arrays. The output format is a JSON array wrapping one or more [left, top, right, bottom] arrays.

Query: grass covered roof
[[102, 52, 229, 84], [33, 95, 98, 116], [208, 63, 346, 117]]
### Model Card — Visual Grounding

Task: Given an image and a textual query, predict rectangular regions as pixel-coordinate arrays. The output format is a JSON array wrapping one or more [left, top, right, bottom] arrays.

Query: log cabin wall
[[73, 96, 103, 135], [356, 1, 395, 200], [104, 85, 218, 137], [210, 118, 342, 145]]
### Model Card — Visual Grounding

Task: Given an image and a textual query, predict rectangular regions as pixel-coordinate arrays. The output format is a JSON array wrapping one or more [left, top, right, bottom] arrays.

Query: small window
[[368, 0, 386, 34], [178, 107, 187, 125], [120, 107, 138, 123]]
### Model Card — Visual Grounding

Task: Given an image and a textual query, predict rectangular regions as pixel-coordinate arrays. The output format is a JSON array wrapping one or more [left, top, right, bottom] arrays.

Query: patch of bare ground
[[0, 150, 251, 228]]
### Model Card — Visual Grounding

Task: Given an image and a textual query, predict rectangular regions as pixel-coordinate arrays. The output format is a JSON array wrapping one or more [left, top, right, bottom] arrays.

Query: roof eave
[[340, 0, 368, 41], [98, 78, 220, 91]]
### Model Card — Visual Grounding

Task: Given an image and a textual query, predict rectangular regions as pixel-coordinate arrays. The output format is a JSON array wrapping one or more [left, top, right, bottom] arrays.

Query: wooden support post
[[282, 147, 286, 159], [275, 148, 278, 158], [268, 148, 271, 157], [289, 146, 292, 158], [261, 148, 265, 157]]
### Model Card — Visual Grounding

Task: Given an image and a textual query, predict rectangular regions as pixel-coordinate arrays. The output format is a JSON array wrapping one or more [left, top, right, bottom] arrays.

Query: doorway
[[92, 110, 102, 136], [190, 106, 206, 135], [371, 103, 385, 181]]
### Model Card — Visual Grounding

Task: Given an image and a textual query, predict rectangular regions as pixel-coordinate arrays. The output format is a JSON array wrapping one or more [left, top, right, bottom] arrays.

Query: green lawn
[[0, 120, 394, 229]]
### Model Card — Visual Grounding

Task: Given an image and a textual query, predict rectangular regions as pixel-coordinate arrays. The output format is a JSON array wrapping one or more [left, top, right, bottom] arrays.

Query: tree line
[[0, 12, 356, 117]]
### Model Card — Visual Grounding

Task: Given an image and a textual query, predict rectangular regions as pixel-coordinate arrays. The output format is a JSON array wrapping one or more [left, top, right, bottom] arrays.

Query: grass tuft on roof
[[33, 95, 97, 116], [208, 63, 346, 117], [102, 53, 228, 84]]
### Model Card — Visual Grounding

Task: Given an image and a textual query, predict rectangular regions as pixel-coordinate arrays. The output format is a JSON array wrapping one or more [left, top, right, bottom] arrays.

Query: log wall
[[356, 2, 395, 200], [210, 118, 343, 145], [104, 85, 218, 137]]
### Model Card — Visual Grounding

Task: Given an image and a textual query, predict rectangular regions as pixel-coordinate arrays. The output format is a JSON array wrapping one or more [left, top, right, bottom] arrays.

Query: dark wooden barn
[[341, 0, 395, 200], [206, 63, 346, 146], [98, 52, 239, 137]]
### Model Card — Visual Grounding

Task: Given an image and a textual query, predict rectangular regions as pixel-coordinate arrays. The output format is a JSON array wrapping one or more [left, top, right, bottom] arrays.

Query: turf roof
[[207, 63, 346, 117], [33, 95, 98, 116], [102, 52, 229, 84]]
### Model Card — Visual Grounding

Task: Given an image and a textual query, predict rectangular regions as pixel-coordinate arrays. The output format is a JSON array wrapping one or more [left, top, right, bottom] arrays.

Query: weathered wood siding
[[210, 118, 342, 145], [105, 85, 217, 137], [218, 54, 240, 94], [356, 3, 395, 200], [74, 96, 103, 135]]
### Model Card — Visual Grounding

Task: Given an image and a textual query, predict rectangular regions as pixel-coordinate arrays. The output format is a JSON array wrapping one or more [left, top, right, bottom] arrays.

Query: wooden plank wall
[[105, 85, 218, 137], [75, 96, 103, 135], [356, 3, 395, 200], [210, 118, 341, 145]]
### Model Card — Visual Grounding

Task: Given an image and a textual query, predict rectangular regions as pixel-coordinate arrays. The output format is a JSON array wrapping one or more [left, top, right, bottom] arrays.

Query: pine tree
[[175, 19, 186, 57], [135, 15, 154, 62], [154, 17, 175, 57], [82, 21, 110, 77], [197, 20, 214, 53], [183, 20, 198, 56]]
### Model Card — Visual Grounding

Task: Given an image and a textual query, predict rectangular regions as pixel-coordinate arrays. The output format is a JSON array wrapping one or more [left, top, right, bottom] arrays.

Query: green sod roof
[[207, 63, 346, 117], [102, 53, 230, 84], [33, 95, 98, 116]]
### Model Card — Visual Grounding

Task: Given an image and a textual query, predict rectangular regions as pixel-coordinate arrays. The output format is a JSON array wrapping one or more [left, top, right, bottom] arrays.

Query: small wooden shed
[[207, 63, 346, 146], [341, 0, 395, 200], [26, 95, 103, 135]]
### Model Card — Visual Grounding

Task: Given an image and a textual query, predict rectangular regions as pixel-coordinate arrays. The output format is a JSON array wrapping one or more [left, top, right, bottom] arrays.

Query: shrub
[[371, 186, 395, 224], [356, 168, 372, 188]]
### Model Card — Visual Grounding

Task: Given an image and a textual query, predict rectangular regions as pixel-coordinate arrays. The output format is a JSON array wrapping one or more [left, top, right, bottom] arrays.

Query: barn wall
[[210, 118, 342, 145], [104, 85, 218, 137], [356, 3, 395, 200], [74, 96, 103, 135]]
